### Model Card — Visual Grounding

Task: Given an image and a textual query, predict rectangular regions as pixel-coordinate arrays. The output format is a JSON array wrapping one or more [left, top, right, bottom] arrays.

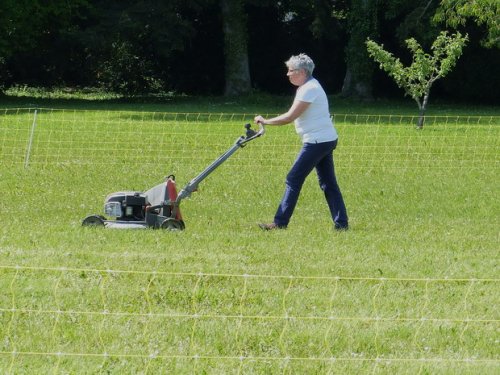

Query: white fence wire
[[1, 265, 498, 373], [0, 108, 498, 171]]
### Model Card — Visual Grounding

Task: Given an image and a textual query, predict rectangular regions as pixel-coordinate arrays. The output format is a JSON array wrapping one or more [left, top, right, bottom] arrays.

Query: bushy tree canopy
[[0, 0, 497, 102], [434, 0, 499, 48]]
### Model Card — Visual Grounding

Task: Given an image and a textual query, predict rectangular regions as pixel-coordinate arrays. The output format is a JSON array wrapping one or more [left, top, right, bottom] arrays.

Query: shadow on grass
[[1, 88, 499, 116]]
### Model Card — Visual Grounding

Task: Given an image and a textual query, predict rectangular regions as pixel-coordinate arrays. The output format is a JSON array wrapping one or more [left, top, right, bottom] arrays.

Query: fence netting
[[1, 108, 498, 171]]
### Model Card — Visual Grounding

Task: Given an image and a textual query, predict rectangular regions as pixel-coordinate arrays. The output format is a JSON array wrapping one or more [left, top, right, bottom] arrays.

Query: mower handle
[[175, 122, 265, 203], [240, 122, 265, 146]]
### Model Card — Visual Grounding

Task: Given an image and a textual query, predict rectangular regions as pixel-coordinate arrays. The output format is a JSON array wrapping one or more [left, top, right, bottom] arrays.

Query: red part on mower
[[166, 176, 183, 221]]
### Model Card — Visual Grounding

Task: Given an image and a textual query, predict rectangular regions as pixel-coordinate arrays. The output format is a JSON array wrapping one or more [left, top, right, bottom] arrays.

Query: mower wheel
[[82, 215, 106, 227], [160, 218, 185, 231]]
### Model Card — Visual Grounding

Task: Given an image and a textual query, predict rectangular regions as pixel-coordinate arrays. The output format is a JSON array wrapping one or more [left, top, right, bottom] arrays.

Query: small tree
[[366, 31, 468, 128]]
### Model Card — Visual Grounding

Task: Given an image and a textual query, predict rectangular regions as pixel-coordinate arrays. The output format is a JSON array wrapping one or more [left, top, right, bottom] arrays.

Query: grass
[[2, 85, 500, 115], [0, 100, 498, 373]]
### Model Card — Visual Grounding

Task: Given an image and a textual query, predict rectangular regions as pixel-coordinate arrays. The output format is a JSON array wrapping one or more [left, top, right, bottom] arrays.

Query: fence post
[[24, 109, 38, 168]]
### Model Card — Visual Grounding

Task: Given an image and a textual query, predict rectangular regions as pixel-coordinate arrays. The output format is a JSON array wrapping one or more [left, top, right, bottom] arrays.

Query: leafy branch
[[366, 31, 468, 128]]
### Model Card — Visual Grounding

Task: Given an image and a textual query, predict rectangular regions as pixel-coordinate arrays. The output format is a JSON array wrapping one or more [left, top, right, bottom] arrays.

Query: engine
[[104, 191, 147, 221]]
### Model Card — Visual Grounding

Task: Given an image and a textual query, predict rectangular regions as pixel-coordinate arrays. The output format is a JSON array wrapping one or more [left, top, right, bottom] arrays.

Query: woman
[[255, 53, 348, 231]]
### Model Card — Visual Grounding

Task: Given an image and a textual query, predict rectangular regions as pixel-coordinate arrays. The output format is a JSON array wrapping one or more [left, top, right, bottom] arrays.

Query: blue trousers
[[274, 140, 348, 228]]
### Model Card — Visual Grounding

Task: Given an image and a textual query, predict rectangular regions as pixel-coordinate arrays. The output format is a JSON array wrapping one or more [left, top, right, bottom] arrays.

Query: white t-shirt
[[294, 78, 338, 144]]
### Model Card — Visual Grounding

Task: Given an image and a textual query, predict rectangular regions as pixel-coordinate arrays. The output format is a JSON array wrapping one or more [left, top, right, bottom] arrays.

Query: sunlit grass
[[0, 107, 498, 373]]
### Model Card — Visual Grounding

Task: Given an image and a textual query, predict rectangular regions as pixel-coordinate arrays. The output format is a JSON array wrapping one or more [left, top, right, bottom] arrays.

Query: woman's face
[[286, 67, 307, 86]]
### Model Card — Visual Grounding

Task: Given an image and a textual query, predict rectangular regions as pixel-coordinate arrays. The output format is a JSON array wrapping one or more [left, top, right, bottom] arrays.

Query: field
[[0, 104, 498, 374]]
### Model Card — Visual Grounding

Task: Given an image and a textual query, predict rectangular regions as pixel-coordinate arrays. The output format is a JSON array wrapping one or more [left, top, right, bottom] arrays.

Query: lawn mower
[[82, 122, 264, 230]]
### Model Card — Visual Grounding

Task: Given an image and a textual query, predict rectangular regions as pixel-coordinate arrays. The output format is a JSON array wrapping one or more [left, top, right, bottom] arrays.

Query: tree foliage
[[0, 0, 496, 102], [0, 0, 90, 55], [434, 0, 499, 48], [73, 0, 210, 93], [366, 31, 468, 127], [383, 0, 440, 46]]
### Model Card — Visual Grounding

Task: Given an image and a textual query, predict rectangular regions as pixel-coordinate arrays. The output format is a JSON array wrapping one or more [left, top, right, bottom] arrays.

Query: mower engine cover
[[104, 191, 147, 220]]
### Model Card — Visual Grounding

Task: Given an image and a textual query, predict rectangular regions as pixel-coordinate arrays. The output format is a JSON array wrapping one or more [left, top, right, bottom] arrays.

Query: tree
[[434, 0, 499, 48], [221, 0, 251, 96], [0, 0, 90, 88], [79, 0, 205, 94], [341, 0, 378, 99], [383, 0, 440, 46], [366, 31, 468, 128]]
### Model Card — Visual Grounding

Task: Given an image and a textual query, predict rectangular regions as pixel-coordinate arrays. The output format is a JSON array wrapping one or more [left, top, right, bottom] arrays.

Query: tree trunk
[[416, 92, 430, 129], [221, 0, 251, 96], [341, 0, 377, 99], [342, 67, 372, 99]]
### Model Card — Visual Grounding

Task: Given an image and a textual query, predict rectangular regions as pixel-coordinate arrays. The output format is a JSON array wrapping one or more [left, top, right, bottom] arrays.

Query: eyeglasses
[[287, 69, 301, 74]]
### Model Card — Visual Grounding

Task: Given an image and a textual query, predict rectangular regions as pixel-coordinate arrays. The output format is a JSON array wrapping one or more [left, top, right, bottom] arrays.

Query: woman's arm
[[255, 100, 310, 126]]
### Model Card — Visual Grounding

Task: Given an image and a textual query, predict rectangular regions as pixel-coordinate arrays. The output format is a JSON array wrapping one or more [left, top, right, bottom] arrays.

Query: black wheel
[[160, 218, 185, 231], [82, 215, 106, 227]]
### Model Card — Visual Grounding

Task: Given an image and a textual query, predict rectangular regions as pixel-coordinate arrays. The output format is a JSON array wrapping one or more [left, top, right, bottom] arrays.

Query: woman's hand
[[254, 101, 310, 127], [254, 115, 266, 125]]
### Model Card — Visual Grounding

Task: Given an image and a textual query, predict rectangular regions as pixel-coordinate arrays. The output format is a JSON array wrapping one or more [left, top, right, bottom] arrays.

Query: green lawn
[[0, 103, 498, 374], [2, 86, 500, 115]]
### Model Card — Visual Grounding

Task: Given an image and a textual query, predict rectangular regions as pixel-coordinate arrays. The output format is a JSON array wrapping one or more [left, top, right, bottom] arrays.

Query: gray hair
[[285, 53, 315, 77]]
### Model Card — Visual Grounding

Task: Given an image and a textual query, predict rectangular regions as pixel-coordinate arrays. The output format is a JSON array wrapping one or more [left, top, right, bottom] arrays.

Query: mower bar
[[176, 123, 264, 202]]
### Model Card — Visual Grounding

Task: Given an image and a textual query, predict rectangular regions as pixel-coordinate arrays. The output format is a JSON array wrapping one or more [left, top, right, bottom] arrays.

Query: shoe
[[334, 224, 349, 231], [258, 222, 286, 231]]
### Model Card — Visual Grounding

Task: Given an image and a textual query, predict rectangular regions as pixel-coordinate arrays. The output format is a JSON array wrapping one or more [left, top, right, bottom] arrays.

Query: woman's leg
[[315, 150, 349, 229], [274, 142, 336, 227]]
